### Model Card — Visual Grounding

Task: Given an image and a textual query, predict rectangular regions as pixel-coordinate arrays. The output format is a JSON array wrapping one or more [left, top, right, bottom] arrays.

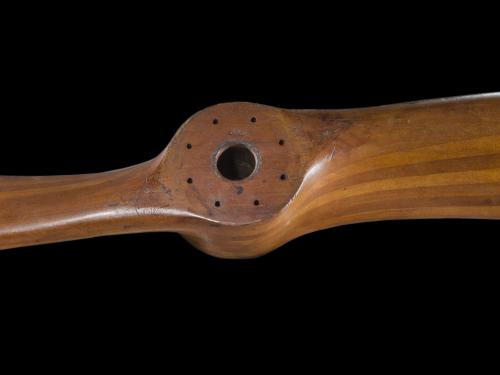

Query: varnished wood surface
[[1, 94, 499, 257]]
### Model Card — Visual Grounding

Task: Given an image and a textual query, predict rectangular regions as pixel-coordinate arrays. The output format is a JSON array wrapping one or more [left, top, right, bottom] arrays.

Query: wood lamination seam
[[331, 135, 500, 177], [300, 168, 500, 214]]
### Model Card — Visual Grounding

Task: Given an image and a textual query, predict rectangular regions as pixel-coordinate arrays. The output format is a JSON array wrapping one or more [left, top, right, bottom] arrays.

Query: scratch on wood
[[328, 146, 337, 161]]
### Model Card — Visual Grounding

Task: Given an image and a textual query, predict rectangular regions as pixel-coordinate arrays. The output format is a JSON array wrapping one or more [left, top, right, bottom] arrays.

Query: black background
[[0, 11, 499, 350]]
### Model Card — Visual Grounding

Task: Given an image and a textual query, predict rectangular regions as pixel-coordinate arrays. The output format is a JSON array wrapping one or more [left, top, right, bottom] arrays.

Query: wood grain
[[1, 94, 499, 257]]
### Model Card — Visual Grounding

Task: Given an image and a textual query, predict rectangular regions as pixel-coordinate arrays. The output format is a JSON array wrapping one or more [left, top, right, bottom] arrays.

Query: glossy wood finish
[[1, 94, 499, 257]]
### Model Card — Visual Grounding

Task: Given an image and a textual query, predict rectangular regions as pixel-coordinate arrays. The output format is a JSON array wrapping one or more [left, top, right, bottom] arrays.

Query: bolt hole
[[278, 139, 285, 146], [250, 117, 257, 123], [215, 201, 221, 207], [187, 143, 192, 149], [187, 178, 193, 184], [213, 118, 219, 125], [254, 200, 260, 206], [280, 174, 287, 180]]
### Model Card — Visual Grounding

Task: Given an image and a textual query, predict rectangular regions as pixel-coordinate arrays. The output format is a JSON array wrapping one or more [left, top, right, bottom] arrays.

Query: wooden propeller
[[1, 94, 499, 258]]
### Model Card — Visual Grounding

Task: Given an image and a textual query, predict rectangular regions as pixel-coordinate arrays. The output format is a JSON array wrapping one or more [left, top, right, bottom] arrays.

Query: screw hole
[[278, 139, 285, 146], [215, 201, 221, 207], [250, 117, 257, 123], [187, 143, 192, 149], [280, 174, 287, 180], [187, 178, 193, 184], [213, 118, 219, 125], [254, 200, 260, 206]]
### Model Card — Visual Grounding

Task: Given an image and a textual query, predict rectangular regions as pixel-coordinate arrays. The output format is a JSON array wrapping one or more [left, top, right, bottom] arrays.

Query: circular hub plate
[[159, 102, 304, 224]]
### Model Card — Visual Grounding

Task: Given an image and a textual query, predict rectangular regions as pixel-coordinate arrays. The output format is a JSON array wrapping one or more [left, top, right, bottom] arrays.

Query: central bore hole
[[217, 144, 257, 180]]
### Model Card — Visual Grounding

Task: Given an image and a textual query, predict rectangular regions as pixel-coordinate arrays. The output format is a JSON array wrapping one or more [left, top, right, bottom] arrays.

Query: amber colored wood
[[1, 94, 499, 258]]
